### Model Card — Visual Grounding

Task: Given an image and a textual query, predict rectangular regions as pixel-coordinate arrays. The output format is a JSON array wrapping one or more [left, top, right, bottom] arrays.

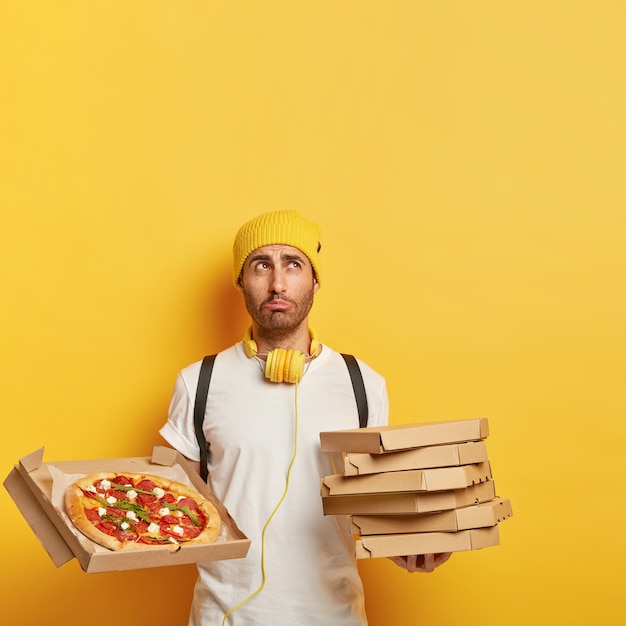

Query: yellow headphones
[[243, 327, 321, 383]]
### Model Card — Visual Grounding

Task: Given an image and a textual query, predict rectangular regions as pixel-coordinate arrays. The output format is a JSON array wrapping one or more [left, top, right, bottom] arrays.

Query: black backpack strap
[[194, 354, 217, 483], [194, 352, 368, 483], [341, 353, 369, 428]]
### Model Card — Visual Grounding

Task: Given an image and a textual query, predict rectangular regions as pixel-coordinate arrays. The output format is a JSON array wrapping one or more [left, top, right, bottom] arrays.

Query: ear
[[313, 278, 320, 294], [236, 277, 244, 294]]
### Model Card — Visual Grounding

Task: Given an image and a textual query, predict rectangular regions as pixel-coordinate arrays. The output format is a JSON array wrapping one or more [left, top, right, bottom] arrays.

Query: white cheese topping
[[98, 507, 107, 517], [87, 485, 97, 494], [158, 507, 171, 517], [100, 479, 111, 491], [120, 521, 130, 530], [126, 489, 138, 500], [148, 522, 160, 534], [153, 487, 165, 498], [106, 496, 117, 505], [125, 511, 138, 522], [172, 525, 184, 536]]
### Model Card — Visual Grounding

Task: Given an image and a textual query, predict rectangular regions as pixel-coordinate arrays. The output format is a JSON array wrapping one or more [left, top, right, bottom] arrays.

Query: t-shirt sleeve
[[367, 380, 389, 428], [159, 368, 202, 462], [357, 358, 389, 428]]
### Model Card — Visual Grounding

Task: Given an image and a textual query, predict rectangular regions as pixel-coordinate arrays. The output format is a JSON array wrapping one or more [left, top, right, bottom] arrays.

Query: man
[[160, 210, 450, 625]]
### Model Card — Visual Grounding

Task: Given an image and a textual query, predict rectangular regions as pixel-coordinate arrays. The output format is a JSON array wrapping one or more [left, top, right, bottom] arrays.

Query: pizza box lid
[[322, 462, 492, 496], [322, 479, 497, 515], [3, 446, 251, 573], [341, 440, 489, 476], [320, 418, 489, 454], [350, 497, 513, 535], [355, 525, 501, 559]]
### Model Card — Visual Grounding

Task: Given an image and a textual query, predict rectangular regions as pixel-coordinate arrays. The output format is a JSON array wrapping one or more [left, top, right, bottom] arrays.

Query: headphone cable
[[221, 381, 300, 625]]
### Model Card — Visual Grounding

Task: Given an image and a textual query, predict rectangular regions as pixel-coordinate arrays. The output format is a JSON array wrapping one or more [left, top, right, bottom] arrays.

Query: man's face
[[238, 244, 319, 333]]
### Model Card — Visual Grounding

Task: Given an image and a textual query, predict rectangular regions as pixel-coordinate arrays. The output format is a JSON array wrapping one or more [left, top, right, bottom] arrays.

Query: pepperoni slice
[[85, 508, 101, 522], [182, 525, 201, 539], [111, 475, 133, 486], [177, 497, 199, 511], [136, 479, 157, 492], [97, 521, 116, 535], [137, 493, 158, 507], [110, 489, 128, 501], [135, 520, 149, 533]]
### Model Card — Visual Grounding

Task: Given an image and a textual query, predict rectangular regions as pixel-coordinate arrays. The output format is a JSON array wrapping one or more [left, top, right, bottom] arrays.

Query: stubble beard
[[243, 287, 315, 341]]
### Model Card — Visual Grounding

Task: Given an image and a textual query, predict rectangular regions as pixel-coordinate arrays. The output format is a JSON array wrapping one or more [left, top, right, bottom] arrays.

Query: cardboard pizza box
[[322, 462, 492, 496], [322, 479, 496, 515], [341, 440, 489, 476], [320, 418, 489, 454], [3, 446, 251, 573], [355, 525, 500, 559], [350, 498, 513, 535]]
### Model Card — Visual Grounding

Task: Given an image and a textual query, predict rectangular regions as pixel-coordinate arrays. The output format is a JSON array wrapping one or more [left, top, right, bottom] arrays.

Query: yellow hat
[[232, 210, 322, 285]]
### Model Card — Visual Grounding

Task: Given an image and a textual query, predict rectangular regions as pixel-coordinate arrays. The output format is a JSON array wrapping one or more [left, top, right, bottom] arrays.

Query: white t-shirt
[[160, 343, 389, 626]]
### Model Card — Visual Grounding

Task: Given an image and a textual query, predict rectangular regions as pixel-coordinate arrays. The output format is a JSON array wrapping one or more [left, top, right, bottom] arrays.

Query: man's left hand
[[389, 552, 452, 573]]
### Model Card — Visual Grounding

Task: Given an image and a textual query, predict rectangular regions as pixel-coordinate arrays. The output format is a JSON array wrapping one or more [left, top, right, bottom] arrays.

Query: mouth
[[262, 298, 292, 312]]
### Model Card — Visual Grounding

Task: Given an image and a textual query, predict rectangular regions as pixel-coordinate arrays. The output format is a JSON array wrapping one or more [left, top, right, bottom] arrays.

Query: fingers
[[422, 553, 435, 573], [388, 555, 409, 570], [388, 552, 453, 573]]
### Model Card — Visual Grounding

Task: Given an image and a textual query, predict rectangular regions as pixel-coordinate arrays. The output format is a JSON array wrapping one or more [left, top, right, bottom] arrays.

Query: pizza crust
[[65, 472, 221, 551]]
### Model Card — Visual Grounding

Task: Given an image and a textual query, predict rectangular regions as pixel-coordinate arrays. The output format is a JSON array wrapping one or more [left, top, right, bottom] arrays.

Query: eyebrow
[[247, 252, 307, 266]]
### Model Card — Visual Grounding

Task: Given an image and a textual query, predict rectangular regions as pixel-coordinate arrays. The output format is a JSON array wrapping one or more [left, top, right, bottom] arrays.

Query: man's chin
[[256, 312, 303, 332]]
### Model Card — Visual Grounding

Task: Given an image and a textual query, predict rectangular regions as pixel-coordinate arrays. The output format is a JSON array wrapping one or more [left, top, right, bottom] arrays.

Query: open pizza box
[[3, 446, 251, 574]]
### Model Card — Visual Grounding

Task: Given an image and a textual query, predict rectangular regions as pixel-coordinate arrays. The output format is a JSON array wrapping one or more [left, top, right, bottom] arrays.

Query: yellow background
[[2, 2, 625, 625]]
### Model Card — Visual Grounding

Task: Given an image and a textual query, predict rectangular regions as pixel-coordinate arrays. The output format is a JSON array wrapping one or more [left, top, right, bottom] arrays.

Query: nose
[[269, 267, 287, 294]]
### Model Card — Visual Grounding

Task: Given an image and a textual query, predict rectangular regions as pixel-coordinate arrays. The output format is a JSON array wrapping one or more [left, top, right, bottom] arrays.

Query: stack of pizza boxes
[[319, 418, 512, 559]]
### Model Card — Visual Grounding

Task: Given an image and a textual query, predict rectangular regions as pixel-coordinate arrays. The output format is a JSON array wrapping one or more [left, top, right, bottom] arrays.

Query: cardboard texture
[[4, 446, 250, 573], [320, 418, 489, 454], [350, 498, 513, 535], [342, 440, 489, 476], [322, 480, 497, 515], [4, 467, 75, 567], [355, 525, 500, 559], [320, 417, 512, 560], [322, 462, 492, 495]]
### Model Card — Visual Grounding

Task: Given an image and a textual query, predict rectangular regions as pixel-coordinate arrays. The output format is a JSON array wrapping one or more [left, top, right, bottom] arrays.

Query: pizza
[[65, 472, 221, 551]]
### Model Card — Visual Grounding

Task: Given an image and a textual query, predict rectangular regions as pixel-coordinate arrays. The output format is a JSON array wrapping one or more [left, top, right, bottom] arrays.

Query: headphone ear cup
[[309, 338, 320, 357], [287, 351, 305, 383], [265, 349, 305, 383], [243, 327, 258, 358], [309, 327, 321, 357]]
